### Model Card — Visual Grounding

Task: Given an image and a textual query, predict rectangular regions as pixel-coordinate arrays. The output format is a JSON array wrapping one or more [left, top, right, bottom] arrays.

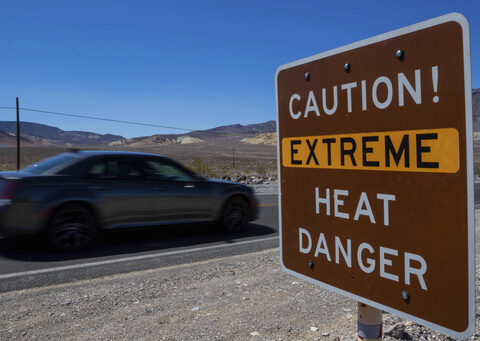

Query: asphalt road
[[1, 183, 479, 293], [0, 194, 279, 292]]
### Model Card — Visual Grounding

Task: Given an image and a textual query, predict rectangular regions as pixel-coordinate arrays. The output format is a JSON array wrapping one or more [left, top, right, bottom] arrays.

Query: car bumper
[[0, 203, 43, 237]]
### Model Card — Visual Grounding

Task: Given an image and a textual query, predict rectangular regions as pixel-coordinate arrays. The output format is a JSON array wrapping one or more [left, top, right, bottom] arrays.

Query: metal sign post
[[357, 303, 382, 340], [16, 97, 20, 171], [276, 13, 474, 339]]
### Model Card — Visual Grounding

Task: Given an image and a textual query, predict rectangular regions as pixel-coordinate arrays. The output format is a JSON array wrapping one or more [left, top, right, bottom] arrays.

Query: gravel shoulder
[[252, 181, 278, 195], [0, 249, 357, 341], [0, 212, 479, 341]]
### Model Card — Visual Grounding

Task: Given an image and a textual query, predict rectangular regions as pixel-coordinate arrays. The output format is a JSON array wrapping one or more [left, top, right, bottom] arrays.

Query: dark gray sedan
[[0, 151, 257, 251]]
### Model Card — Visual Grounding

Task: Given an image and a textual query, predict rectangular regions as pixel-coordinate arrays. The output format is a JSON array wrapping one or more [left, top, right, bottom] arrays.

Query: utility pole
[[16, 97, 20, 171]]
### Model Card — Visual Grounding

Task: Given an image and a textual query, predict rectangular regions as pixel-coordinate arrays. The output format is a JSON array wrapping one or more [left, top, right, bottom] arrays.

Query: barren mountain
[[189, 120, 276, 139], [111, 120, 276, 147], [110, 135, 203, 147], [0, 121, 124, 146], [0, 120, 277, 148], [0, 131, 35, 147], [472, 88, 480, 132], [242, 132, 277, 145]]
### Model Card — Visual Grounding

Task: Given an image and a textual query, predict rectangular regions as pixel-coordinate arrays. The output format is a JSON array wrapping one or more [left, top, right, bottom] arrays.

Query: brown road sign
[[275, 13, 474, 338]]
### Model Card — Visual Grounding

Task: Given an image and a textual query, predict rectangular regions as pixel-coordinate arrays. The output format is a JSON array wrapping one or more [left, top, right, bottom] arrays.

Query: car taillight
[[0, 179, 18, 205]]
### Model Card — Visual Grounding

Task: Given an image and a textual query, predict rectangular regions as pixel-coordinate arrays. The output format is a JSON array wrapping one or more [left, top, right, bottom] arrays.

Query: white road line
[[0, 236, 279, 280]]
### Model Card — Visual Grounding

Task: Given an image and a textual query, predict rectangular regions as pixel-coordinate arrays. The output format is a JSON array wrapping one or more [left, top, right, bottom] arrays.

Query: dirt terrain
[[0, 141, 278, 180]]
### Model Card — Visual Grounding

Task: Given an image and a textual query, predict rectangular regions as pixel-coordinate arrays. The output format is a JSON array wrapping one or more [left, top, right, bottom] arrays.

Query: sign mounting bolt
[[396, 49, 404, 60], [304, 72, 310, 81], [401, 291, 410, 303], [308, 260, 314, 270], [344, 63, 351, 73]]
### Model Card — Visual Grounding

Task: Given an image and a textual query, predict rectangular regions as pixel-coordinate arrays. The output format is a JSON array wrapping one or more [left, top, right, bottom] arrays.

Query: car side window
[[86, 161, 107, 177], [143, 160, 194, 182], [86, 158, 144, 180]]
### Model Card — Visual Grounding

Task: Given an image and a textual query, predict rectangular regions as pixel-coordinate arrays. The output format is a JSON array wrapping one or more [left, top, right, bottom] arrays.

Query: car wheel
[[222, 196, 249, 232], [47, 203, 97, 251]]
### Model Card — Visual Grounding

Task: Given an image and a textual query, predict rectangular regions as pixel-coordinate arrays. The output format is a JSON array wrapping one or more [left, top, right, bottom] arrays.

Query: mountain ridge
[[108, 120, 276, 147], [0, 120, 277, 147], [0, 121, 124, 146]]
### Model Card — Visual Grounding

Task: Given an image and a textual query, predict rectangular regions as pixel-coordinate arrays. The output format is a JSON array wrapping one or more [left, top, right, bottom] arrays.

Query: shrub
[[256, 164, 267, 178], [187, 157, 218, 178]]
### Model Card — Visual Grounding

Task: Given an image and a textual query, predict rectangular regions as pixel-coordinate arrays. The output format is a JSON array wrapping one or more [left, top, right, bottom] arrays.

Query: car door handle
[[184, 184, 195, 188]]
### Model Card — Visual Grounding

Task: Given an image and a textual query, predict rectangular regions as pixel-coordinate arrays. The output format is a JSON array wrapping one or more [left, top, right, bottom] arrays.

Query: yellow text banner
[[281, 128, 459, 173]]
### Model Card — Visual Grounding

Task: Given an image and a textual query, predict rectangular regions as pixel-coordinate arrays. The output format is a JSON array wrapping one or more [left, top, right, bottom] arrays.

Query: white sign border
[[275, 12, 474, 339]]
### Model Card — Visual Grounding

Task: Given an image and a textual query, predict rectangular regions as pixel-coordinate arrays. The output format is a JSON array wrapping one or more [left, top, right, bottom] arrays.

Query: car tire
[[221, 196, 250, 232], [47, 203, 98, 251]]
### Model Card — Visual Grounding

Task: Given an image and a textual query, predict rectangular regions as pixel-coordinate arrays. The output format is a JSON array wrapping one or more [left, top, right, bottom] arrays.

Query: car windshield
[[23, 154, 77, 175]]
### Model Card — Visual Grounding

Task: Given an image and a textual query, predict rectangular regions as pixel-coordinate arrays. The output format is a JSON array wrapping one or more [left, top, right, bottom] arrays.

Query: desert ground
[[0, 139, 278, 180]]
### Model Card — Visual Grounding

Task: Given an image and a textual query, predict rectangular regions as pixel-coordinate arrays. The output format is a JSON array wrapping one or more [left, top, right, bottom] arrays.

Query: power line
[[0, 106, 193, 132], [0, 106, 252, 137]]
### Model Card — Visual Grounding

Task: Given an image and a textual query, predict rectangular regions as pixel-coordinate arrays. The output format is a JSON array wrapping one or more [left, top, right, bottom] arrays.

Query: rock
[[47, 312, 53, 317], [384, 322, 412, 340], [322, 332, 330, 336], [346, 313, 353, 319], [191, 306, 200, 311], [61, 299, 72, 306], [384, 323, 404, 338], [310, 326, 319, 332], [250, 331, 260, 336], [333, 337, 340, 341]]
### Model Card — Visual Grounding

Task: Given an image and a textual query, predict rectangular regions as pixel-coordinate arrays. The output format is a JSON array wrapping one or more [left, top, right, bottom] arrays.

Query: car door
[[84, 157, 158, 228], [141, 157, 213, 224]]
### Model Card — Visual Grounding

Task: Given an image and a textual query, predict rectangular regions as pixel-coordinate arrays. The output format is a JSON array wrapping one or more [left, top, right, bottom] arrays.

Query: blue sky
[[0, 1, 479, 138]]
